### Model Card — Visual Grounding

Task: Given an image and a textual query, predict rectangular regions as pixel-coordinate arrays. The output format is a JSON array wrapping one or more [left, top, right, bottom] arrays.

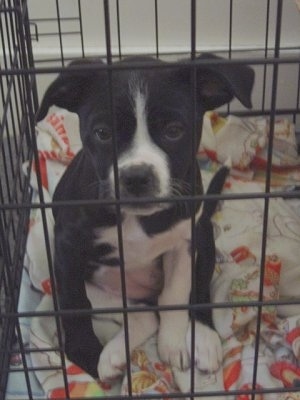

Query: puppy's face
[[78, 68, 202, 215], [37, 55, 254, 215]]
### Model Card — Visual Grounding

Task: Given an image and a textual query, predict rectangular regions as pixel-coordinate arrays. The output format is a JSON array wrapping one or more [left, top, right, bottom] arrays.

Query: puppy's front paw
[[98, 334, 127, 382], [158, 328, 190, 370], [187, 322, 222, 373]]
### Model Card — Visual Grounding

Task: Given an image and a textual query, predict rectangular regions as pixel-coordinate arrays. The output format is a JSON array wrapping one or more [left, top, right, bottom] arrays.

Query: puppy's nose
[[120, 164, 157, 197]]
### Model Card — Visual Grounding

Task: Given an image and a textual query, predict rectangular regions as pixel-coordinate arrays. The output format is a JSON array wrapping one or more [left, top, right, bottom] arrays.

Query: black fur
[[193, 165, 230, 326]]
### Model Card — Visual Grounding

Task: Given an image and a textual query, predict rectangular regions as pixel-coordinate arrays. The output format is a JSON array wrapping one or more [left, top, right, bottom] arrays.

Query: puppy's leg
[[158, 241, 191, 370], [55, 224, 102, 379], [190, 210, 222, 373], [188, 166, 229, 373], [98, 308, 158, 382], [86, 281, 159, 381]]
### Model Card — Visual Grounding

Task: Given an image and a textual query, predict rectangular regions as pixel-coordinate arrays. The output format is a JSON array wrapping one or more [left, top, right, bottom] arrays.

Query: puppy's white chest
[[96, 214, 191, 266], [90, 214, 191, 299]]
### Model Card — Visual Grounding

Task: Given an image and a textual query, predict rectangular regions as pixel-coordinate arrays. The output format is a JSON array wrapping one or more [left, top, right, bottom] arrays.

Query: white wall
[[28, 0, 300, 57], [26, 0, 300, 123]]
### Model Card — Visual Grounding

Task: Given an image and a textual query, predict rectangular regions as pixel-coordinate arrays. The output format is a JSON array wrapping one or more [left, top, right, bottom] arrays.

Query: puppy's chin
[[122, 202, 169, 216], [103, 189, 171, 216]]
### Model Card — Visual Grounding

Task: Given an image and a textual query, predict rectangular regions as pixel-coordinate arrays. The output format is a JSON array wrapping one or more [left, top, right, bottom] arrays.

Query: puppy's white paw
[[158, 329, 190, 370], [187, 322, 222, 373], [98, 335, 127, 382]]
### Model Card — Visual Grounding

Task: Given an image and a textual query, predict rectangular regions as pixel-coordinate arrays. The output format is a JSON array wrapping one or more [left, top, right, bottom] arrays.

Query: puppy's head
[[37, 55, 254, 215]]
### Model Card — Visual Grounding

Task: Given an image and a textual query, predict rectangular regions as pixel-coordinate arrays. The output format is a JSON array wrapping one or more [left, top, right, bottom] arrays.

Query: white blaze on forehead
[[128, 73, 150, 144], [112, 76, 170, 198], [134, 90, 148, 144]]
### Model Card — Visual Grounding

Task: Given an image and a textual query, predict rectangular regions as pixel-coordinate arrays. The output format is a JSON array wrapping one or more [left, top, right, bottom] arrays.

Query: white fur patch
[[97, 309, 158, 382], [187, 321, 222, 372], [109, 77, 170, 199]]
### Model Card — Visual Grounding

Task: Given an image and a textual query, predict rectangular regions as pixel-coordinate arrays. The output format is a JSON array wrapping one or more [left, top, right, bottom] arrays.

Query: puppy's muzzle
[[119, 164, 159, 198]]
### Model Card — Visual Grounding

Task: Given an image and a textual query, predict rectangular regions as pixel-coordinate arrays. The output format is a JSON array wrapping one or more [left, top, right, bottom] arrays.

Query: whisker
[[169, 178, 203, 217]]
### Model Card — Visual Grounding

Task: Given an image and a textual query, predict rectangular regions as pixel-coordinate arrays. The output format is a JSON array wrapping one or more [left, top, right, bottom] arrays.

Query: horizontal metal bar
[[1, 188, 299, 211], [0, 55, 300, 77], [30, 31, 81, 37], [2, 296, 299, 320], [2, 367, 299, 400], [29, 17, 80, 22]]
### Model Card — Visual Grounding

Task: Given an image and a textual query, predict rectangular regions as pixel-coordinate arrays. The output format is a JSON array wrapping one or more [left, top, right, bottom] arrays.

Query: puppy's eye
[[93, 126, 112, 143], [163, 122, 185, 141]]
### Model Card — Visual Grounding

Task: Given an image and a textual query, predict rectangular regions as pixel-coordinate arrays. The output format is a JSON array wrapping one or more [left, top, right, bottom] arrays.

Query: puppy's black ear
[[178, 53, 254, 110], [36, 58, 104, 121]]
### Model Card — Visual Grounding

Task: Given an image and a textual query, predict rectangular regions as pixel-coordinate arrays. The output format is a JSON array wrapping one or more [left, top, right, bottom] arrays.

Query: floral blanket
[[6, 107, 300, 399]]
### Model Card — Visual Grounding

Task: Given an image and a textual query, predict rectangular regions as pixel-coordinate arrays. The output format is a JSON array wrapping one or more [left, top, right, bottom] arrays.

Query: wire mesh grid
[[0, 0, 300, 399]]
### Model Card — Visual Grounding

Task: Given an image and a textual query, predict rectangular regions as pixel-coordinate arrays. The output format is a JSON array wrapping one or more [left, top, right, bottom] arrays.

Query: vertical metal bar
[[295, 62, 300, 125], [77, 0, 85, 58], [103, 0, 112, 65], [116, 0, 122, 59], [19, 4, 38, 172], [251, 1, 283, 399], [103, 0, 133, 395], [55, 0, 65, 66], [6, 3, 23, 157], [227, 0, 233, 114], [261, 0, 270, 112], [190, 0, 196, 60], [189, 0, 197, 397], [228, 0, 233, 59], [265, 1, 282, 191], [154, 0, 159, 58]]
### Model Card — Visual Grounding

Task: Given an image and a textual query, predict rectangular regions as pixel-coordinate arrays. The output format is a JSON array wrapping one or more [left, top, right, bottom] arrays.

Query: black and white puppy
[[37, 54, 254, 381]]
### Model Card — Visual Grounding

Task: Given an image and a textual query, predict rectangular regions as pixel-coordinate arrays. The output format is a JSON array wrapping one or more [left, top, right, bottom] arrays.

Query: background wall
[[27, 0, 300, 57], [0, 0, 299, 127], [25, 0, 300, 122]]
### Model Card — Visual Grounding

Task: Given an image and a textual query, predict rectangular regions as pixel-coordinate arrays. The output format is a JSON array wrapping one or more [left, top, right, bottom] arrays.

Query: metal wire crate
[[1, 0, 300, 399]]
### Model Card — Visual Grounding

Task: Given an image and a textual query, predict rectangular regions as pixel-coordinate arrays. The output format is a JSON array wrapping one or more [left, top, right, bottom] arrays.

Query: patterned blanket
[[6, 107, 300, 399]]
